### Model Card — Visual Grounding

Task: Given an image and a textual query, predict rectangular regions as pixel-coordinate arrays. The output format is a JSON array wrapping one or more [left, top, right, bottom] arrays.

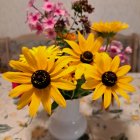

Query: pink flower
[[125, 46, 132, 54], [109, 46, 121, 54], [99, 46, 106, 52], [42, 2, 54, 12], [111, 40, 123, 50], [35, 23, 44, 34], [29, 23, 44, 34], [27, 12, 41, 25], [45, 28, 56, 39], [118, 53, 128, 64], [28, 0, 35, 7], [43, 18, 56, 29], [54, 8, 65, 16], [53, 2, 66, 16]]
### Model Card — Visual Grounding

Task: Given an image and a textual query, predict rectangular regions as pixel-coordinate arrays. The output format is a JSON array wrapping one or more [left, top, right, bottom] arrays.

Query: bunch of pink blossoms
[[27, 0, 70, 39], [100, 40, 132, 64]]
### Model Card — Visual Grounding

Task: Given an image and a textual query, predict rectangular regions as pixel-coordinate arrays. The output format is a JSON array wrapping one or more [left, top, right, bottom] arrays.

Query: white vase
[[48, 99, 87, 140]]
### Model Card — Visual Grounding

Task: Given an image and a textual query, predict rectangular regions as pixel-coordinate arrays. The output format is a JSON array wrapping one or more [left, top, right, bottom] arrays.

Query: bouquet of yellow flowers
[[2, 0, 135, 119]]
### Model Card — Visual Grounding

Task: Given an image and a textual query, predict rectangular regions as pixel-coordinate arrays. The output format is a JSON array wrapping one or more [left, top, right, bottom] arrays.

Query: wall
[[0, 0, 140, 38]]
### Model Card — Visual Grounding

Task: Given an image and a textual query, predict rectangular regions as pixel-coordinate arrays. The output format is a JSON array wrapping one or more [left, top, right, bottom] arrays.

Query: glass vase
[[48, 99, 87, 140]]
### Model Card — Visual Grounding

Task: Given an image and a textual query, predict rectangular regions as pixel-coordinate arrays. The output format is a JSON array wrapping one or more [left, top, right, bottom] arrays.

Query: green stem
[[105, 37, 111, 52], [32, 5, 44, 16], [66, 12, 78, 35], [71, 90, 75, 99]]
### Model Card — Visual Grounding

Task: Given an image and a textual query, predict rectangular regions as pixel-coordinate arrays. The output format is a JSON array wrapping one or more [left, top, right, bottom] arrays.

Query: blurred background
[[0, 0, 140, 72]]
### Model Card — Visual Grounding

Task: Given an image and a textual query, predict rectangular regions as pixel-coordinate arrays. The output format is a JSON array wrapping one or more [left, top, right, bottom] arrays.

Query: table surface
[[0, 73, 140, 140]]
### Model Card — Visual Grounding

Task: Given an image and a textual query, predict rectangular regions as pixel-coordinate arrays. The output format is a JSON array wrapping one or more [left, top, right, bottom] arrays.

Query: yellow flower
[[3, 47, 76, 117], [82, 53, 135, 109], [63, 69, 77, 86], [63, 32, 103, 79], [19, 45, 61, 62], [91, 21, 129, 37], [58, 32, 77, 41]]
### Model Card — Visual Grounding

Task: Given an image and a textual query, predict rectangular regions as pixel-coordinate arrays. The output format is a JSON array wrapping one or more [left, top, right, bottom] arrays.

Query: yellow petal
[[9, 60, 34, 73], [86, 33, 94, 51], [116, 65, 131, 77], [62, 48, 79, 58], [104, 88, 112, 109], [118, 76, 133, 83], [51, 56, 74, 75], [117, 83, 135, 92], [110, 56, 120, 72], [9, 84, 33, 98], [86, 69, 101, 80], [22, 47, 38, 70], [29, 92, 41, 117], [78, 31, 86, 51], [17, 89, 33, 109], [84, 65, 101, 79], [94, 54, 103, 73], [75, 64, 85, 79], [35, 47, 49, 69], [81, 79, 100, 89], [92, 83, 106, 100], [102, 53, 112, 71], [94, 53, 111, 73], [51, 79, 76, 90], [3, 72, 31, 84], [92, 37, 104, 53], [114, 87, 130, 101], [46, 59, 55, 73], [50, 85, 66, 108], [112, 91, 120, 107], [65, 40, 81, 54], [51, 66, 75, 80], [41, 87, 52, 115]]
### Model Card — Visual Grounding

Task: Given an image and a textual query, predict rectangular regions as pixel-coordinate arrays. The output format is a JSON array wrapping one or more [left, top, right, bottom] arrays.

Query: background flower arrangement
[[2, 0, 135, 118], [27, 0, 94, 46]]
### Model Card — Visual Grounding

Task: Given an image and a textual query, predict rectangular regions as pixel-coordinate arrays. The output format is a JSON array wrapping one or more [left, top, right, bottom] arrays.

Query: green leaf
[[59, 77, 91, 100], [52, 102, 58, 110], [109, 109, 123, 114], [0, 124, 12, 133]]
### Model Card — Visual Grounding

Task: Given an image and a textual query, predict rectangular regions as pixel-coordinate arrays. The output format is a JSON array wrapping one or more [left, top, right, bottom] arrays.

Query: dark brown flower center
[[31, 70, 51, 89], [80, 51, 93, 64], [102, 71, 117, 87]]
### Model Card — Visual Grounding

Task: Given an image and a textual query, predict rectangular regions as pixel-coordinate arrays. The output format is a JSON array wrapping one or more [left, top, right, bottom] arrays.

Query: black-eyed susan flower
[[3, 47, 76, 117], [91, 21, 129, 38], [82, 53, 135, 109], [63, 32, 103, 79], [19, 45, 61, 62]]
